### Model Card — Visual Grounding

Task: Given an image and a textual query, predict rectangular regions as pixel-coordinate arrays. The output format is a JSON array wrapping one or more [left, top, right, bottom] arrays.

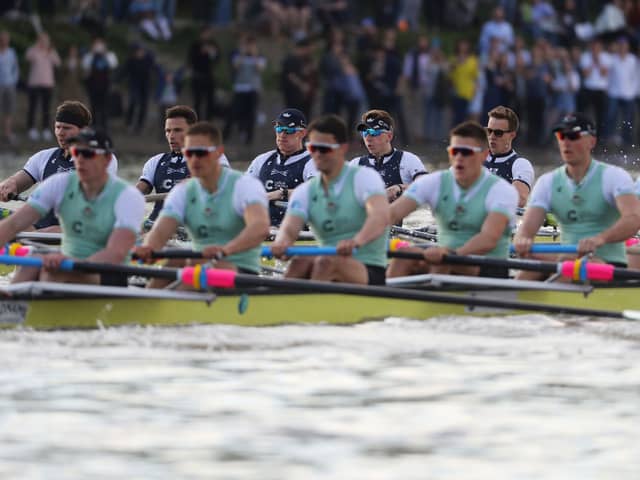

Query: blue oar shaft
[[509, 244, 578, 254]]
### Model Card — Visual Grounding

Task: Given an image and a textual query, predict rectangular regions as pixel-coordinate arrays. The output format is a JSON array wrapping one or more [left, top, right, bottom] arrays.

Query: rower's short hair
[[307, 114, 348, 144], [450, 121, 488, 146], [186, 121, 222, 144], [488, 105, 519, 132], [55, 101, 92, 127], [165, 105, 198, 124]]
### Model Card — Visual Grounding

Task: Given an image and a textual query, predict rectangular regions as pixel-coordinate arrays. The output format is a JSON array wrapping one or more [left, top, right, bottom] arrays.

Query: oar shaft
[[181, 268, 628, 319]]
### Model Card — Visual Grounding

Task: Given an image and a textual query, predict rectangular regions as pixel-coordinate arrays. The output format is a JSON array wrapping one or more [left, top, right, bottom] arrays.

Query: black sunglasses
[[485, 127, 513, 137], [447, 145, 483, 157], [307, 143, 340, 154]]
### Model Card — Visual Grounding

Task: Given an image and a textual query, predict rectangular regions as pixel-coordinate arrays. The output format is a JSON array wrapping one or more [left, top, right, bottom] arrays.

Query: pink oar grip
[[560, 261, 614, 282], [205, 269, 237, 288], [585, 263, 615, 281]]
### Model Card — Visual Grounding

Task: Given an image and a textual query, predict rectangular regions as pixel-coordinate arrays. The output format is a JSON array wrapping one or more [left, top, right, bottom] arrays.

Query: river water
[[1, 316, 639, 479], [0, 156, 639, 479]]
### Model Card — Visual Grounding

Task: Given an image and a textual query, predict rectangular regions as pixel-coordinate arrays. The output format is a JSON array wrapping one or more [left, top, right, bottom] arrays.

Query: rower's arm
[[273, 214, 305, 248], [223, 203, 270, 256], [389, 195, 418, 225], [135, 180, 152, 195], [598, 193, 640, 244], [144, 216, 180, 250], [512, 180, 530, 208], [0, 204, 42, 244], [0, 171, 36, 201], [354, 194, 390, 246], [457, 212, 510, 256], [87, 228, 137, 264], [513, 206, 547, 255]]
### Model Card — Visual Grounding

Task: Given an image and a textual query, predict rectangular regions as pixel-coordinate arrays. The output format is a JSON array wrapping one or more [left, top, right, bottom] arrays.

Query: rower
[[513, 113, 640, 279], [483, 105, 534, 207], [246, 108, 317, 226], [136, 105, 230, 223], [271, 114, 390, 285], [349, 109, 427, 202], [134, 122, 270, 288], [0, 101, 118, 230], [0, 128, 144, 284], [387, 120, 518, 278]]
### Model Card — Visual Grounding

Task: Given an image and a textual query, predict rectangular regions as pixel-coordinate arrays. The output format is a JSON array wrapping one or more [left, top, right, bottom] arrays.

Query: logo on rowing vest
[[0, 301, 27, 325], [322, 219, 334, 232], [197, 225, 209, 237], [567, 210, 578, 221], [82, 206, 94, 218], [161, 179, 174, 190], [448, 220, 459, 231], [72, 221, 83, 233]]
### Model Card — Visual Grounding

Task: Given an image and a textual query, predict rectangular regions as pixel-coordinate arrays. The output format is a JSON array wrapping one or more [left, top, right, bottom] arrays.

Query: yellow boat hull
[[1, 282, 638, 329]]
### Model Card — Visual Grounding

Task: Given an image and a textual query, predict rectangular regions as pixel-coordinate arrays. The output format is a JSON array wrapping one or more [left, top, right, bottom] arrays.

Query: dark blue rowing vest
[[35, 148, 75, 229], [358, 150, 404, 188], [258, 149, 311, 226], [484, 150, 519, 184], [149, 152, 190, 220]]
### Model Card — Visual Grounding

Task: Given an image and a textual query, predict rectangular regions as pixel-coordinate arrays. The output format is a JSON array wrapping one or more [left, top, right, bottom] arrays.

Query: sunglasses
[[307, 142, 340, 154], [182, 146, 217, 158], [485, 127, 513, 137], [361, 128, 389, 137], [555, 130, 590, 141], [447, 145, 484, 157], [274, 125, 303, 134], [70, 146, 106, 159]]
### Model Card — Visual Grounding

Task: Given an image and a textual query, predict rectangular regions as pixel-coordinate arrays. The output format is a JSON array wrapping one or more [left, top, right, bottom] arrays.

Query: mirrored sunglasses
[[361, 128, 389, 137], [70, 146, 106, 159], [307, 142, 340, 154], [447, 145, 484, 157], [182, 146, 218, 158], [555, 130, 590, 141], [274, 125, 303, 134]]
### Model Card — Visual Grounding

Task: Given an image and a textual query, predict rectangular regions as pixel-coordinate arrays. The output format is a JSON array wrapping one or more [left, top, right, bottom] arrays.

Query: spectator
[[479, 6, 514, 57], [525, 43, 552, 145], [338, 53, 367, 136], [529, 0, 559, 43], [58, 45, 85, 103], [82, 37, 118, 131], [594, 0, 627, 41], [223, 35, 266, 144], [25, 32, 60, 142], [606, 37, 637, 145], [558, 0, 579, 47], [315, 0, 350, 33], [122, 42, 156, 133], [402, 34, 431, 141], [449, 39, 479, 126], [548, 46, 580, 127], [129, 0, 172, 41], [319, 29, 346, 115], [188, 27, 219, 121], [579, 38, 612, 138], [280, 37, 317, 119], [0, 30, 18, 144]]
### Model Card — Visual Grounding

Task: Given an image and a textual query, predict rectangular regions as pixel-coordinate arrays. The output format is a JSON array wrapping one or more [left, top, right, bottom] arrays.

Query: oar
[[388, 250, 640, 282], [0, 254, 637, 320], [390, 225, 438, 241]]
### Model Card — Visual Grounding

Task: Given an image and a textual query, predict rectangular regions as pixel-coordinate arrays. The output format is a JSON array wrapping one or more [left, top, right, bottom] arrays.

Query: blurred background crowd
[[0, 0, 638, 157]]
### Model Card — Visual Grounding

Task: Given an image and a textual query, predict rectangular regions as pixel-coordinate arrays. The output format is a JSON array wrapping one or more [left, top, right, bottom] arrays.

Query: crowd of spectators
[[0, 0, 639, 153]]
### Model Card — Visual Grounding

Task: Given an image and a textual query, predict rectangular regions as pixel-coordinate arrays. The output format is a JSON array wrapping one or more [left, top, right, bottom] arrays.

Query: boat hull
[[0, 283, 638, 329]]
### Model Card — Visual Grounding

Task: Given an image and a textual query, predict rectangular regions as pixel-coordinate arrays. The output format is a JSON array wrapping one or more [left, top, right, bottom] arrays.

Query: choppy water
[[1, 315, 639, 480]]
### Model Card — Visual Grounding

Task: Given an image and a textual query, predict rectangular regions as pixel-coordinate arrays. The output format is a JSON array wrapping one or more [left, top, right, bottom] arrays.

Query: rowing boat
[[1, 276, 638, 329]]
